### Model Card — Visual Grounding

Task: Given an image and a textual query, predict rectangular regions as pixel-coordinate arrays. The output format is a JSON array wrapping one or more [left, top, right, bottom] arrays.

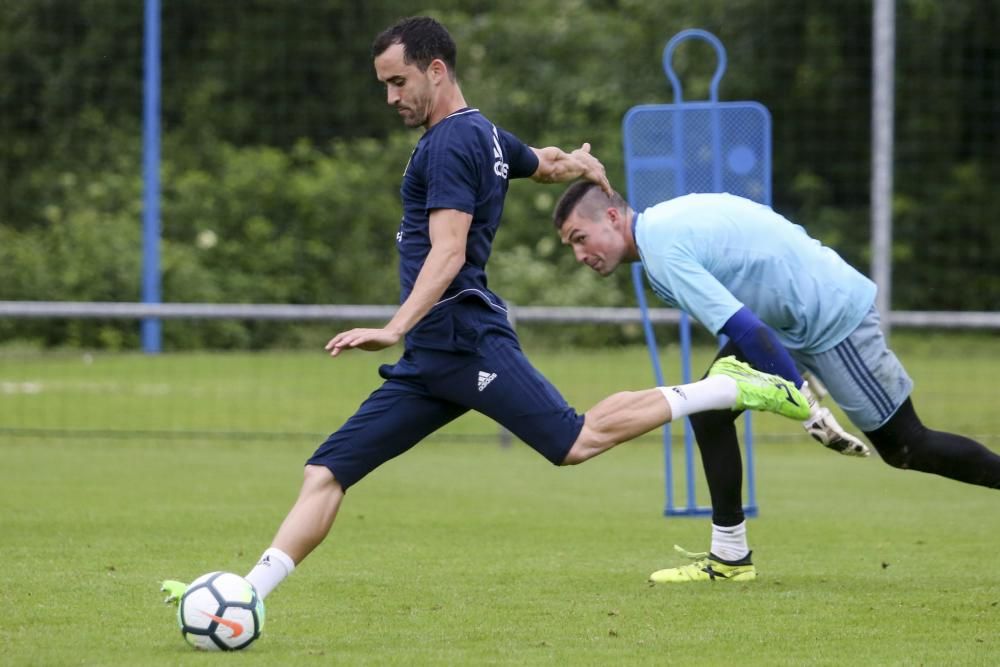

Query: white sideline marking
[[0, 381, 44, 394]]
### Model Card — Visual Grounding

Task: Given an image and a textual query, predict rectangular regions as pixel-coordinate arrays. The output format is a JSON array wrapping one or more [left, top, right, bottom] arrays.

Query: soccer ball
[[177, 572, 265, 651]]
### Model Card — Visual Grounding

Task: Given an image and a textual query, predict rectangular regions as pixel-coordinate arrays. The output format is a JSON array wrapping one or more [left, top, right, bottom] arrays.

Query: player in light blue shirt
[[635, 192, 876, 353], [553, 181, 1000, 583]]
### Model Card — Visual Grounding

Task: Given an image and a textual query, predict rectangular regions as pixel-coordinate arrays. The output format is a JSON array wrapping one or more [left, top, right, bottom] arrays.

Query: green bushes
[[1, 134, 399, 347], [0, 130, 639, 349]]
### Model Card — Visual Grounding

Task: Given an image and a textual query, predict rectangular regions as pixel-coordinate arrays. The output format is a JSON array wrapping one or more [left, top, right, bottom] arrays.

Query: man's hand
[[531, 143, 612, 195], [800, 379, 870, 457], [324, 327, 402, 357], [804, 406, 871, 457], [569, 143, 612, 195]]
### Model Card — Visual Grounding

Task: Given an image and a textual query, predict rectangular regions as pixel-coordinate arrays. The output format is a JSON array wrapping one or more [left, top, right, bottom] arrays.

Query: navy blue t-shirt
[[397, 108, 538, 350]]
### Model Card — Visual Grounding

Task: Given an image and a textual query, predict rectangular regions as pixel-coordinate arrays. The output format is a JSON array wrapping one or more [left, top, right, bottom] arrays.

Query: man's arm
[[721, 307, 870, 457], [720, 307, 804, 387], [530, 143, 611, 194], [324, 208, 471, 357]]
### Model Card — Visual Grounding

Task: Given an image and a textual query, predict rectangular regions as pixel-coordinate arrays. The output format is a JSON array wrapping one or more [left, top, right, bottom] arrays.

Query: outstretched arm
[[530, 143, 612, 194]]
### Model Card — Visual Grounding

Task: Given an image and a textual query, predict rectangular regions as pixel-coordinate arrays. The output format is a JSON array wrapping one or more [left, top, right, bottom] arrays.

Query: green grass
[[1, 333, 997, 441], [1, 335, 999, 665], [2, 438, 1000, 666]]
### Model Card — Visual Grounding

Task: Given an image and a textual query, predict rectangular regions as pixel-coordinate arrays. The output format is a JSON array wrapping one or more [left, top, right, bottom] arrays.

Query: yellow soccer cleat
[[649, 545, 757, 583], [708, 356, 811, 421], [160, 579, 189, 605]]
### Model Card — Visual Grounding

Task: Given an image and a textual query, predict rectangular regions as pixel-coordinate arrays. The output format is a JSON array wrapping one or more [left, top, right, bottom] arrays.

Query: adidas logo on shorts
[[477, 371, 497, 392]]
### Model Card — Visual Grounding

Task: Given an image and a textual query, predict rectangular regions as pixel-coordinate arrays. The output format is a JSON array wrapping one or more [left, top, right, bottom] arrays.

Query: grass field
[[1, 335, 999, 665]]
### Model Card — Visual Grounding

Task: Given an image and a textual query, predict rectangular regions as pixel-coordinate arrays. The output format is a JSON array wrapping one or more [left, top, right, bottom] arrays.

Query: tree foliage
[[0, 0, 996, 348]]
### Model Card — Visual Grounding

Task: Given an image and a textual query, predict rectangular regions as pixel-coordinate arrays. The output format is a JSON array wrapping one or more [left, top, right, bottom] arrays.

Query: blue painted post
[[141, 0, 162, 353], [631, 262, 674, 514], [624, 29, 769, 517]]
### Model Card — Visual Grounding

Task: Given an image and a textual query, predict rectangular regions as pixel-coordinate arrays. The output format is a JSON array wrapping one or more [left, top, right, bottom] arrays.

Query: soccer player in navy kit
[[163, 17, 810, 608], [552, 181, 1000, 583]]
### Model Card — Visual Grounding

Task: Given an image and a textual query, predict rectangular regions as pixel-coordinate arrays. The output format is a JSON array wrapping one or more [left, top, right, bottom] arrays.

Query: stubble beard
[[401, 111, 426, 128], [401, 90, 431, 128]]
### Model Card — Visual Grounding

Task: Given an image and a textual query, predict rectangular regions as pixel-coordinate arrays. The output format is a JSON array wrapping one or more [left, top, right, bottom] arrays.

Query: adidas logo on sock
[[477, 371, 497, 392]]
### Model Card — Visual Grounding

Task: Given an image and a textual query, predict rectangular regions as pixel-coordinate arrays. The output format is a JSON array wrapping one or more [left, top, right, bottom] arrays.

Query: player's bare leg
[[163, 466, 344, 605], [241, 465, 344, 599], [562, 388, 672, 464], [562, 356, 808, 465], [270, 465, 344, 563]]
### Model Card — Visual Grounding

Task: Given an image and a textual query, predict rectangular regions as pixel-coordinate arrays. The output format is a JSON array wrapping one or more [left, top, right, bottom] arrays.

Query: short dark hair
[[372, 16, 457, 75], [552, 181, 626, 229]]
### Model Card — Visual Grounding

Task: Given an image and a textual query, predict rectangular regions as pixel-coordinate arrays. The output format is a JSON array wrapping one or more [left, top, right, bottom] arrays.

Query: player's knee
[[559, 441, 588, 466], [876, 442, 913, 469], [302, 464, 342, 493], [869, 426, 934, 470], [865, 401, 929, 471], [559, 428, 612, 466], [559, 450, 584, 466]]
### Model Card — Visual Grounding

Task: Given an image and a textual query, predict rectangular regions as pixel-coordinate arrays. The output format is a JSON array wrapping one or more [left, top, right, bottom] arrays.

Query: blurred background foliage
[[0, 0, 997, 348]]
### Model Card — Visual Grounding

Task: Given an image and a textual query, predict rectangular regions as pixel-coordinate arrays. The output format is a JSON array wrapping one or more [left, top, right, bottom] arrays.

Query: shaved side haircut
[[552, 181, 627, 229]]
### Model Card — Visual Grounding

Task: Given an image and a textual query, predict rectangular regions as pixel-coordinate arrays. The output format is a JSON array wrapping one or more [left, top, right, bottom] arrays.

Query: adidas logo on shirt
[[477, 371, 497, 392], [491, 125, 509, 178]]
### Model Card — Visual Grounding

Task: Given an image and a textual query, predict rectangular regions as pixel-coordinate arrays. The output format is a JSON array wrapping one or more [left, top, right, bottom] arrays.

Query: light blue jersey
[[634, 192, 877, 352]]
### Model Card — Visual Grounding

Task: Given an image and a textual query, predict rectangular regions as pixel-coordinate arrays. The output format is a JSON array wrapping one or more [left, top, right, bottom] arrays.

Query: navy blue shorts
[[307, 301, 584, 490]]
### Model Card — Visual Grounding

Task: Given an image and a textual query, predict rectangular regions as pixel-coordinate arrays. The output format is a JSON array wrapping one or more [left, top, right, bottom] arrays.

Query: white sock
[[658, 375, 738, 421], [245, 547, 295, 600], [710, 521, 749, 562]]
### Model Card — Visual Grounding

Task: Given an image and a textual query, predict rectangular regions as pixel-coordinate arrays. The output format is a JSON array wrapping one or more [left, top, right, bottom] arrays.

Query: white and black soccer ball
[[177, 572, 265, 651]]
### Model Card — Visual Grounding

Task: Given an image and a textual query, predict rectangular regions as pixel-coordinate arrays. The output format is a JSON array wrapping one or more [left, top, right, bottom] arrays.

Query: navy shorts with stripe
[[307, 300, 584, 490]]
